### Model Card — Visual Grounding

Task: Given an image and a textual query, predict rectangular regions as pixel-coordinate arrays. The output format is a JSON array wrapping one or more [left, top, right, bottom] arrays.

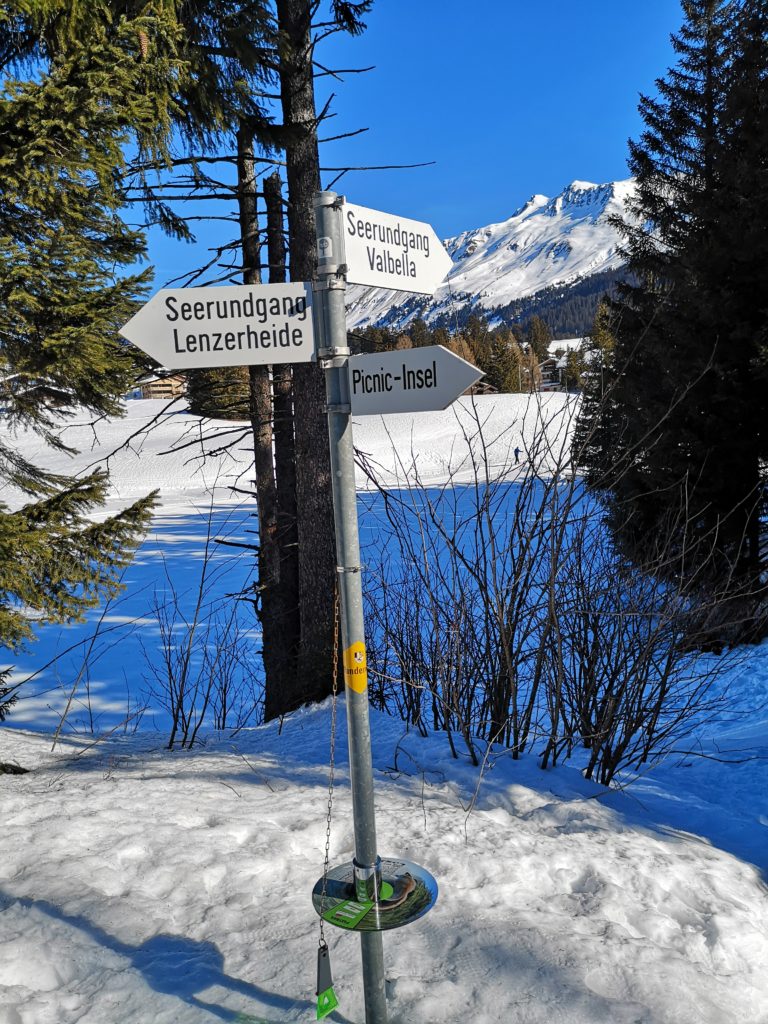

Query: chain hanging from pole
[[316, 582, 341, 1019]]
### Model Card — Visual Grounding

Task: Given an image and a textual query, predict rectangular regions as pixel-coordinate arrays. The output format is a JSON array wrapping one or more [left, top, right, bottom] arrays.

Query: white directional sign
[[348, 345, 483, 416], [341, 202, 453, 295], [119, 283, 315, 369]]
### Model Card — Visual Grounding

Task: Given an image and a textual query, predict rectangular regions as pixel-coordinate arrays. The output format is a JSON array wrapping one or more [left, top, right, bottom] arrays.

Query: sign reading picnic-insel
[[119, 283, 315, 370], [348, 345, 483, 416], [342, 202, 453, 295]]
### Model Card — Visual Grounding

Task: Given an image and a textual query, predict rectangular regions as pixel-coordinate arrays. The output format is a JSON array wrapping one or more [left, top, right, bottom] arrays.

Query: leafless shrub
[[141, 504, 260, 749], [359, 394, 750, 785]]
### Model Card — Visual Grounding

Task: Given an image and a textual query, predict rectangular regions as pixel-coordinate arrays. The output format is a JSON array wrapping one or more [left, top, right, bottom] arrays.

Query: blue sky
[[146, 1, 684, 285], [316, 1, 682, 236]]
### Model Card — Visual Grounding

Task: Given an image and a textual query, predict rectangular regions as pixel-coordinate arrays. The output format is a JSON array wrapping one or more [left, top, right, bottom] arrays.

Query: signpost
[[121, 194, 472, 1024], [312, 193, 468, 1024], [118, 283, 314, 369], [349, 345, 483, 415], [341, 201, 453, 294]]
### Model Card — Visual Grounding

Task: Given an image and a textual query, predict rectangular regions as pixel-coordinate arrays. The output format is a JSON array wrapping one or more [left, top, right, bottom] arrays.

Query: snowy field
[[1, 396, 767, 1024], [3, 394, 573, 734]]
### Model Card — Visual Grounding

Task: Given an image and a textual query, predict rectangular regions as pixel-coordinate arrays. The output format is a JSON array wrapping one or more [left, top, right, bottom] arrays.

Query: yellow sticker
[[343, 641, 368, 693]]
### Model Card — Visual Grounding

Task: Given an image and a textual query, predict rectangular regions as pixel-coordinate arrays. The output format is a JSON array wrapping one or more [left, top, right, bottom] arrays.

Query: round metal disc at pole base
[[312, 858, 438, 932]]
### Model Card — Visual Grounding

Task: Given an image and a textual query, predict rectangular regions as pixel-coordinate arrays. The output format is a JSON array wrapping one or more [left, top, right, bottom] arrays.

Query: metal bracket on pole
[[354, 857, 383, 903], [313, 264, 348, 287], [319, 352, 350, 366]]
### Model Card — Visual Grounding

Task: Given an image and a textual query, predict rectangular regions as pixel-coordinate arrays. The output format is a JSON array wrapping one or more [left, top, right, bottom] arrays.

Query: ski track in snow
[[1, 398, 768, 1023]]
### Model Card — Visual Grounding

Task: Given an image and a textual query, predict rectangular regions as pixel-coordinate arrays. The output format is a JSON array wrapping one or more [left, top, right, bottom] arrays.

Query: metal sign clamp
[[319, 354, 349, 370], [313, 265, 348, 289]]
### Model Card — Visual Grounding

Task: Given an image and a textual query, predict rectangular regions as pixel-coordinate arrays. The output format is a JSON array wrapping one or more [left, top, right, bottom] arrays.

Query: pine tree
[[408, 317, 432, 347], [563, 349, 585, 391], [465, 332, 489, 374], [464, 314, 490, 350], [577, 0, 768, 632], [0, 27, 161, 720], [570, 300, 617, 473], [351, 325, 396, 354], [526, 314, 552, 361], [187, 367, 251, 419], [268, 0, 374, 718], [485, 335, 523, 393], [3, 2, 380, 721], [704, 0, 768, 574]]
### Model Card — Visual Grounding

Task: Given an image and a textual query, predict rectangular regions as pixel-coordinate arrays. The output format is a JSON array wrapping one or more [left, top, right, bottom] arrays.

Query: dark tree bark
[[236, 124, 295, 712], [274, 0, 337, 710], [264, 171, 301, 714]]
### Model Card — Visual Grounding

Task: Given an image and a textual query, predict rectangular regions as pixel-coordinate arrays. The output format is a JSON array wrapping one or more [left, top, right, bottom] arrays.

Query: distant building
[[538, 357, 562, 391], [543, 338, 586, 391], [129, 372, 187, 401], [547, 337, 584, 357]]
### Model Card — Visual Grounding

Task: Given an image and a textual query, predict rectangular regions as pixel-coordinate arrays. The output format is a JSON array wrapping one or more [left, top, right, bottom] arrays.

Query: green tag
[[322, 899, 372, 930], [316, 943, 339, 1019], [320, 881, 396, 931], [317, 985, 339, 1020]]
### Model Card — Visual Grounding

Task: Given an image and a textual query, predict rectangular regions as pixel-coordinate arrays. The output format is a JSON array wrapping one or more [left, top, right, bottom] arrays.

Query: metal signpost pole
[[313, 190, 388, 1024]]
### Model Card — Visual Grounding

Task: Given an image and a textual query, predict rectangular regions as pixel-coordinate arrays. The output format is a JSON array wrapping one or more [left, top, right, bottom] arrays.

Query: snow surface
[[345, 180, 635, 331], [4, 395, 575, 731], [2, 394, 574, 513], [2, 396, 768, 1024]]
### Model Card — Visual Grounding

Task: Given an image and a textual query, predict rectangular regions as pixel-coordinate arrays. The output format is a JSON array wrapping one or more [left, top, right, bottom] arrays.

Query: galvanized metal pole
[[313, 190, 388, 1024]]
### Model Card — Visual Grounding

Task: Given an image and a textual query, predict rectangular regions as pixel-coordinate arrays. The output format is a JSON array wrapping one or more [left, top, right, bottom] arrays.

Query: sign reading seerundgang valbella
[[342, 202, 453, 295], [118, 283, 315, 369]]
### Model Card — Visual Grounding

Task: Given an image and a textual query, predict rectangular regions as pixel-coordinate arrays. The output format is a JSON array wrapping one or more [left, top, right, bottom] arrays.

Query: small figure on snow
[[514, 446, 521, 465]]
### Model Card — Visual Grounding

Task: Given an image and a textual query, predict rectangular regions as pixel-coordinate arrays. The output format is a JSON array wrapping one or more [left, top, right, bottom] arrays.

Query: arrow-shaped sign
[[119, 283, 315, 369], [340, 202, 452, 296], [348, 345, 483, 416]]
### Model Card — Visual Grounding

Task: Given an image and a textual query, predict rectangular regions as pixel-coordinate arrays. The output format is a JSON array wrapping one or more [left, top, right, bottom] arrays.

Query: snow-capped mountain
[[346, 179, 635, 331]]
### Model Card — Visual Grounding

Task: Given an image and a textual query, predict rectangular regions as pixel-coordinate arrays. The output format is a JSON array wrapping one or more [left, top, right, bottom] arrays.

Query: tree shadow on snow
[[5, 894, 353, 1023]]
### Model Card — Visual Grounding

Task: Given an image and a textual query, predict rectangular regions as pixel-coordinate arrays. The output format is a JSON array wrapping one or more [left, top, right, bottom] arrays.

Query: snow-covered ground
[[2, 393, 575, 510], [3, 394, 574, 733], [1, 396, 767, 1024], [2, 697, 767, 1024]]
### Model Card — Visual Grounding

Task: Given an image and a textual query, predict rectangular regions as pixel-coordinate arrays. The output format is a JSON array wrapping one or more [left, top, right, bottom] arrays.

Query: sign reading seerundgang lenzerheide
[[118, 283, 315, 369]]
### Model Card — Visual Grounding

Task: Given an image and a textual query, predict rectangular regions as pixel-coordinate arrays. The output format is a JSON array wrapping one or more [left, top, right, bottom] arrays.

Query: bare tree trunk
[[237, 125, 294, 716], [264, 170, 299, 647], [275, 0, 336, 709], [263, 170, 302, 718]]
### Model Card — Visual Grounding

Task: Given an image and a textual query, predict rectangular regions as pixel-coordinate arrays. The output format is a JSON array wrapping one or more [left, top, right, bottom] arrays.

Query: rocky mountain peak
[[346, 178, 635, 333]]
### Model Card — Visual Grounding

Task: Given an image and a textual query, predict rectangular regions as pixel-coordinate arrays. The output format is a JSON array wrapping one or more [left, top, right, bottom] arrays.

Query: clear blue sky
[[314, 0, 683, 237], [146, 1, 684, 284]]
